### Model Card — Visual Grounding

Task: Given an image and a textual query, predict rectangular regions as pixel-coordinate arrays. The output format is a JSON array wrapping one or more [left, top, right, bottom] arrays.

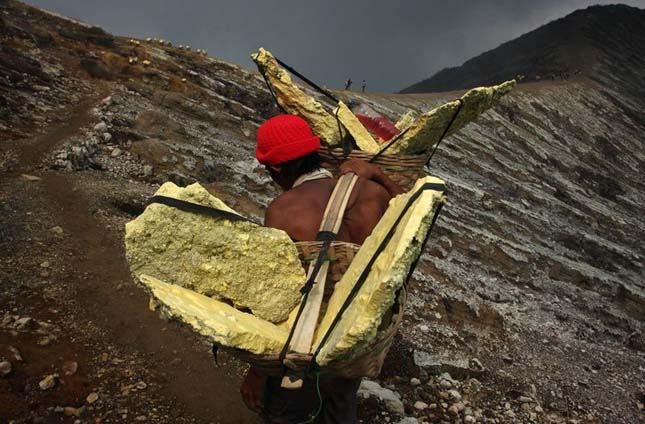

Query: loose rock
[[63, 361, 78, 376], [94, 122, 107, 132], [39, 374, 57, 390], [8, 346, 23, 361], [358, 380, 405, 415], [49, 226, 64, 237], [0, 360, 12, 376], [413, 401, 428, 410], [63, 406, 84, 417], [21, 174, 42, 182]]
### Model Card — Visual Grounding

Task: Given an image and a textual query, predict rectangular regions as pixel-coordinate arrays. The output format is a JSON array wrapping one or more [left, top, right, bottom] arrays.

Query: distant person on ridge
[[361, 79, 366, 92], [344, 78, 353, 90], [240, 114, 403, 423]]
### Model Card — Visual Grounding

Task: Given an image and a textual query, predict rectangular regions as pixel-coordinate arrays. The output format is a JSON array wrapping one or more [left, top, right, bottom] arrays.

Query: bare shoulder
[[352, 177, 392, 206], [265, 192, 292, 228]]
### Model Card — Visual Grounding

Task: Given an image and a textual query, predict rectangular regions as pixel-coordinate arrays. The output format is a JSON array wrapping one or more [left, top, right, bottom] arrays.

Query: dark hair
[[277, 152, 321, 181]]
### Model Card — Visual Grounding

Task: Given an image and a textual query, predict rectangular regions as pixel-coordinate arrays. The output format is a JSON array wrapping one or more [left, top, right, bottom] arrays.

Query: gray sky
[[26, 0, 645, 92]]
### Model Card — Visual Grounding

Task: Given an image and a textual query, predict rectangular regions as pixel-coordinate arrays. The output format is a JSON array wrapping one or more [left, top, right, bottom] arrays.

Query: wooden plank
[[280, 173, 358, 389]]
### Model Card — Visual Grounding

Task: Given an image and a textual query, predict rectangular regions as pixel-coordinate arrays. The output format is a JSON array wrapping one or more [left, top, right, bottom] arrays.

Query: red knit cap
[[256, 114, 320, 165]]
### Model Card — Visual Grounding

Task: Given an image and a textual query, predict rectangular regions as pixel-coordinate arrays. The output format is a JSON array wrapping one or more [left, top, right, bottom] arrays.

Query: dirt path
[[2, 91, 255, 423]]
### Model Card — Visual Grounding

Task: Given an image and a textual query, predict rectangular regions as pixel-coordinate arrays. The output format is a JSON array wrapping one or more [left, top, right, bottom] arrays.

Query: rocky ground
[[1, 1, 644, 423]]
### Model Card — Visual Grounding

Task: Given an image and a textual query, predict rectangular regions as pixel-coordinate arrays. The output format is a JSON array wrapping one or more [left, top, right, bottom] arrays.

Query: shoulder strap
[[318, 172, 359, 233], [280, 172, 358, 389]]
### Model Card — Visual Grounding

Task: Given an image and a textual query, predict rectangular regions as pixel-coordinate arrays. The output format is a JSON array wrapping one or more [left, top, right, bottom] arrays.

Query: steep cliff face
[[1, 0, 643, 422]]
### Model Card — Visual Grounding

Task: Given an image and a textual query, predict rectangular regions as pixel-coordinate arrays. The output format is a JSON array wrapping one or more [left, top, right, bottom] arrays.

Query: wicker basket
[[319, 148, 429, 191], [228, 286, 407, 379], [223, 240, 408, 379]]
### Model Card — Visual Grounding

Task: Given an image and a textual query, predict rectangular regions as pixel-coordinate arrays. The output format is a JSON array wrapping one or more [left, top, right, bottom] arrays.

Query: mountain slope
[[401, 4, 645, 94]]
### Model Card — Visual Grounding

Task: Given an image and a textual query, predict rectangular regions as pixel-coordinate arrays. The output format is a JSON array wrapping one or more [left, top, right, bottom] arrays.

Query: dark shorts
[[261, 375, 362, 424]]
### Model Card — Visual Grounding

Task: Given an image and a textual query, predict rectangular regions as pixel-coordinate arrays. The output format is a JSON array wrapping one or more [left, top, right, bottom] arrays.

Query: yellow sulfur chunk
[[125, 182, 306, 323], [140, 275, 288, 354], [394, 110, 417, 131], [251, 48, 342, 145], [389, 80, 516, 155], [127, 178, 446, 363], [334, 101, 381, 153], [313, 176, 446, 364]]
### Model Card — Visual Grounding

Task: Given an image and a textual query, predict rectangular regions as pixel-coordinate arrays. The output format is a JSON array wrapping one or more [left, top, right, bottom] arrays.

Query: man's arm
[[339, 158, 404, 197]]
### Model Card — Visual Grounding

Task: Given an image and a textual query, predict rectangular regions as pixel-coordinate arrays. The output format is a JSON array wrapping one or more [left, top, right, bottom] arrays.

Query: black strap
[[333, 106, 354, 158], [426, 98, 464, 166], [146, 195, 259, 225], [370, 126, 412, 162], [401, 202, 444, 286], [308, 182, 445, 369], [274, 57, 339, 104], [370, 97, 464, 163], [260, 71, 287, 113]]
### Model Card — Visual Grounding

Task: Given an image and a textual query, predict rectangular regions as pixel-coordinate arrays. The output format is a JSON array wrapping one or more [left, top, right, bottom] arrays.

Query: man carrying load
[[241, 114, 403, 423]]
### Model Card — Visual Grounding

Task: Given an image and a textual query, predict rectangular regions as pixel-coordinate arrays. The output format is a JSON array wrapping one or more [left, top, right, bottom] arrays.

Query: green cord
[[295, 372, 323, 424]]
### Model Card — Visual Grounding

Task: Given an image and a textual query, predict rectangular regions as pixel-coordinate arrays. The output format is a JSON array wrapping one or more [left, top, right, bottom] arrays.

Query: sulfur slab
[[140, 274, 288, 355], [313, 176, 446, 364], [125, 182, 306, 323], [251, 47, 341, 145], [128, 178, 445, 364], [389, 80, 516, 155]]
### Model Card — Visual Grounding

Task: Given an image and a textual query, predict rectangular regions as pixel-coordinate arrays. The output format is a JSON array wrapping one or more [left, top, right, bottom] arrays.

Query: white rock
[[8, 346, 22, 362], [15, 317, 34, 331], [63, 361, 78, 376], [86, 392, 99, 404], [413, 401, 428, 410], [0, 361, 11, 376], [464, 415, 476, 424], [50, 226, 64, 237], [410, 377, 421, 386], [102, 132, 112, 142], [439, 379, 453, 389], [111, 148, 122, 157], [448, 389, 462, 401], [397, 418, 418, 424], [94, 122, 107, 132], [358, 380, 404, 415], [39, 374, 57, 390], [413, 350, 440, 369]]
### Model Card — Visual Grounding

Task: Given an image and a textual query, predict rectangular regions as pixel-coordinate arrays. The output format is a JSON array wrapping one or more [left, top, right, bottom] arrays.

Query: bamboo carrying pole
[[281, 173, 358, 389]]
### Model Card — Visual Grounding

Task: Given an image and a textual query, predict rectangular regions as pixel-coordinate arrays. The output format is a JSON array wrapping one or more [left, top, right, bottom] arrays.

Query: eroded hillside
[[1, 1, 643, 423]]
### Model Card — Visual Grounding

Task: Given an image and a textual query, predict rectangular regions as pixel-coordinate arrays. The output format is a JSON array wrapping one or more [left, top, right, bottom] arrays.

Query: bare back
[[264, 177, 391, 244]]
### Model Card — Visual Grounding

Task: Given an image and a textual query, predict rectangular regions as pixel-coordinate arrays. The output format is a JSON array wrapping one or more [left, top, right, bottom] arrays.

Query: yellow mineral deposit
[[389, 80, 516, 155], [251, 47, 342, 145], [334, 101, 381, 153], [128, 178, 445, 363], [313, 176, 445, 364], [125, 182, 306, 323], [394, 110, 417, 131], [140, 275, 289, 354]]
